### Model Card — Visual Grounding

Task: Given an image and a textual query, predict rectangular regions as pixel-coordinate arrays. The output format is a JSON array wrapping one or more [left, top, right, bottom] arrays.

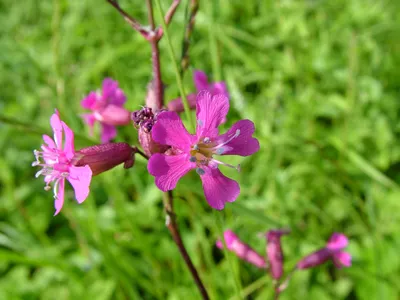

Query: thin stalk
[[146, 0, 164, 109], [154, 0, 194, 131], [163, 191, 210, 299], [215, 211, 243, 299], [180, 0, 199, 75]]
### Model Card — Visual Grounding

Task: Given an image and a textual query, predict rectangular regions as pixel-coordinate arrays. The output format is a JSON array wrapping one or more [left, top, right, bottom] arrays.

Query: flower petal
[[211, 82, 229, 97], [326, 233, 349, 250], [54, 178, 65, 216], [67, 165, 92, 204], [167, 93, 197, 113], [148, 153, 194, 191], [217, 119, 260, 156], [100, 123, 117, 144], [151, 111, 194, 151], [200, 168, 239, 210], [62, 121, 75, 160], [194, 70, 209, 91], [42, 134, 56, 149], [333, 251, 352, 268], [50, 111, 63, 149], [196, 91, 229, 138], [81, 91, 98, 110], [102, 78, 126, 106]]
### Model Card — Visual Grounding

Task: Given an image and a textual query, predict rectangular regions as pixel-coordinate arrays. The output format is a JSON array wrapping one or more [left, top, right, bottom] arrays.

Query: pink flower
[[266, 229, 290, 280], [32, 111, 92, 215], [167, 70, 228, 113], [297, 233, 352, 269], [148, 91, 260, 209], [81, 78, 130, 143], [216, 230, 266, 268]]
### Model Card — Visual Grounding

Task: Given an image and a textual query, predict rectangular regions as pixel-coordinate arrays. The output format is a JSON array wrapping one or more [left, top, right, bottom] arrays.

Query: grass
[[1, 0, 400, 299]]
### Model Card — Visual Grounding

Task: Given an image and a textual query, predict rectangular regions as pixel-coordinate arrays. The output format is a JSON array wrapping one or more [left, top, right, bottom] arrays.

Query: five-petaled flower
[[81, 78, 130, 143], [167, 70, 229, 113], [32, 111, 92, 215], [148, 90, 260, 209], [297, 233, 352, 269]]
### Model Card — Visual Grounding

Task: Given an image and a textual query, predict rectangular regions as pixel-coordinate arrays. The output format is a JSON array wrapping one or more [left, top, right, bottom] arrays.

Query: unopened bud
[[216, 230, 266, 269], [73, 143, 136, 176], [266, 229, 290, 280]]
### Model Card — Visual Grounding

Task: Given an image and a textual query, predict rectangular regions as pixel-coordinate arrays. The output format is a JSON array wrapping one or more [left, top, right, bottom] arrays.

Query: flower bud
[[216, 230, 266, 269], [266, 229, 290, 280], [297, 233, 351, 270], [73, 143, 136, 176]]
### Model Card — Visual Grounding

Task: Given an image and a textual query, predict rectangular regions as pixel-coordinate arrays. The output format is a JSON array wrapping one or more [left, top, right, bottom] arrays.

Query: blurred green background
[[1, 0, 400, 299]]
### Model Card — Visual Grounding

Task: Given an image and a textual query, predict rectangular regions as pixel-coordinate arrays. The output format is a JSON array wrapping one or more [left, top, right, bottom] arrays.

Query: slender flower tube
[[266, 229, 290, 280], [297, 233, 352, 269], [167, 70, 228, 113], [32, 110, 92, 215], [148, 91, 260, 209], [81, 78, 131, 143], [73, 143, 136, 176], [216, 230, 266, 268]]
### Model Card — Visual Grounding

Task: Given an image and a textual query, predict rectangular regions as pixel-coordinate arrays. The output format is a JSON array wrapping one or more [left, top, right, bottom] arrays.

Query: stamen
[[189, 156, 197, 162], [196, 168, 205, 175], [210, 158, 240, 172], [214, 129, 241, 150], [203, 137, 211, 143], [197, 120, 204, 127], [193, 144, 199, 151]]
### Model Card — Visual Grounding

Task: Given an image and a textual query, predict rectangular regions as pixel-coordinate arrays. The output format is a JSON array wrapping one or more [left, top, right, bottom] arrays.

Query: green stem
[[153, 0, 194, 131], [215, 211, 243, 299]]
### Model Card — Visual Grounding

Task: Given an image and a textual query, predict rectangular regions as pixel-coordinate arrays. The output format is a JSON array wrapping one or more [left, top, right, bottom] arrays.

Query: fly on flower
[[148, 91, 260, 209], [32, 110, 92, 215]]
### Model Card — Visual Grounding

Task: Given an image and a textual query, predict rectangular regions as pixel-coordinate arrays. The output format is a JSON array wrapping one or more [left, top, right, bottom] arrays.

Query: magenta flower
[[216, 230, 266, 268], [167, 70, 228, 113], [32, 111, 92, 215], [148, 91, 260, 209], [81, 78, 130, 143], [297, 233, 352, 269], [266, 229, 290, 280]]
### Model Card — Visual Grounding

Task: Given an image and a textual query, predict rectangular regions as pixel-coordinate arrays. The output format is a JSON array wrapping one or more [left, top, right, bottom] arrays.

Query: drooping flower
[[216, 230, 266, 268], [297, 233, 352, 269], [266, 229, 290, 280], [81, 78, 130, 143], [148, 90, 260, 209], [167, 70, 228, 113], [32, 111, 92, 215]]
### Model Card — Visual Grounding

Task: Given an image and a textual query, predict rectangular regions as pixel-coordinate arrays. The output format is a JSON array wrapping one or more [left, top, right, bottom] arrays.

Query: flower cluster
[[217, 229, 351, 295]]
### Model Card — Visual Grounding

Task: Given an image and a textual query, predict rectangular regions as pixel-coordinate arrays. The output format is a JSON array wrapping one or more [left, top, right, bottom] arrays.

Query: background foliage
[[1, 0, 400, 299]]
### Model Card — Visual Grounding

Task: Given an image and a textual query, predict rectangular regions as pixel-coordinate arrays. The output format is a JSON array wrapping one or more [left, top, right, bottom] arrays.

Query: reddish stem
[[163, 191, 210, 300]]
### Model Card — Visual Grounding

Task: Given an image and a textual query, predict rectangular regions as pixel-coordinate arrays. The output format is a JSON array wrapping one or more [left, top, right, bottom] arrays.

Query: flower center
[[32, 147, 70, 191], [189, 129, 241, 175]]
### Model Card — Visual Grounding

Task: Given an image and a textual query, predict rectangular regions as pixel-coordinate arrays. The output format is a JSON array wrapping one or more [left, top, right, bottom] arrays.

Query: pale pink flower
[[148, 90, 260, 209], [266, 229, 290, 280], [297, 233, 352, 269], [167, 70, 228, 113], [32, 111, 92, 215], [216, 230, 266, 268], [81, 78, 130, 143]]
